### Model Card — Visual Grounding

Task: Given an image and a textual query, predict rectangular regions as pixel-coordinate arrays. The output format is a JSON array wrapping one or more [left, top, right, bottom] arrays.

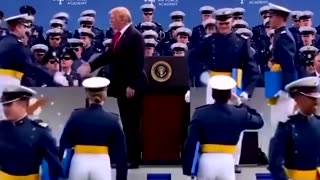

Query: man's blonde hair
[[109, 7, 132, 23]]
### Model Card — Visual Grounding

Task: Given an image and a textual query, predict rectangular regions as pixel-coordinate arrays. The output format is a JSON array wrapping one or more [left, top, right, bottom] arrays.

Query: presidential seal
[[151, 61, 172, 82]]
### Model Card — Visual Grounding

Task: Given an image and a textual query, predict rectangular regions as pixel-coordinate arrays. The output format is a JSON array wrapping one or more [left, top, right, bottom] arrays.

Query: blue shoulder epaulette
[[31, 120, 49, 128], [195, 104, 210, 110]]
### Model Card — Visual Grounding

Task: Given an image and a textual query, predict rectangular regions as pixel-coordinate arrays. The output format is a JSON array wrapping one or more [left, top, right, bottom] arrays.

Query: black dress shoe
[[127, 162, 139, 169], [235, 165, 242, 173]]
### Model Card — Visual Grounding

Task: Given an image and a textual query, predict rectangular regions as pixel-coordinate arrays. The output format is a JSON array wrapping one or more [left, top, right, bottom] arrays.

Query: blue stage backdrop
[[2, 0, 319, 32]]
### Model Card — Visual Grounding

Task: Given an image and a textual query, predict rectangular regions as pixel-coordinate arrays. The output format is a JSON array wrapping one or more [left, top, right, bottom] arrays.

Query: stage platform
[[110, 166, 269, 180]]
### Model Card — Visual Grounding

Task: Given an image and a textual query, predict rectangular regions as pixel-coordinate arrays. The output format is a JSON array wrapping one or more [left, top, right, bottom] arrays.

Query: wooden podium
[[141, 56, 189, 165]]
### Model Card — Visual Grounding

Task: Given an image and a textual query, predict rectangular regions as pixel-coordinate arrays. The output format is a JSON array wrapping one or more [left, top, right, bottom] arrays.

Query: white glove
[[229, 92, 242, 106], [239, 91, 249, 101], [200, 71, 211, 85], [77, 62, 91, 77], [54, 72, 68, 86], [185, 90, 190, 103]]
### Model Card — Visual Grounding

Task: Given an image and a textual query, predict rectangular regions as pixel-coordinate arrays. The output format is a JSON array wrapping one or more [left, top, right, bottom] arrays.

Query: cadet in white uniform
[[182, 75, 264, 180], [59, 77, 127, 180]]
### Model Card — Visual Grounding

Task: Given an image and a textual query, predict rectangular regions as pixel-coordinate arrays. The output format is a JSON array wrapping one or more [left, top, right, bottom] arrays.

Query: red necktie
[[113, 31, 121, 49]]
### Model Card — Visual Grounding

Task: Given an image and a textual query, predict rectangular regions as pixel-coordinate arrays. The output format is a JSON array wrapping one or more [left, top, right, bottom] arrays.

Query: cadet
[[0, 14, 67, 88], [203, 18, 217, 37], [191, 6, 215, 48], [197, 8, 259, 105], [298, 45, 318, 76], [59, 77, 127, 180], [0, 84, 64, 179], [252, 5, 271, 79], [78, 27, 101, 61], [232, 7, 245, 20], [176, 27, 192, 45], [142, 30, 158, 40], [289, 11, 301, 37], [74, 15, 104, 46], [19, 5, 45, 45], [171, 42, 188, 56], [52, 12, 72, 40], [136, 4, 164, 41], [269, 76, 320, 180], [159, 21, 184, 55], [144, 38, 159, 56], [67, 38, 86, 71], [139, 21, 157, 32], [79, 9, 105, 44], [46, 28, 65, 56], [298, 10, 313, 27], [30, 43, 49, 64], [59, 48, 83, 87], [235, 28, 253, 39], [232, 20, 249, 31], [49, 19, 65, 30], [163, 11, 186, 42], [182, 75, 263, 180], [268, 3, 297, 87], [0, 10, 8, 38]]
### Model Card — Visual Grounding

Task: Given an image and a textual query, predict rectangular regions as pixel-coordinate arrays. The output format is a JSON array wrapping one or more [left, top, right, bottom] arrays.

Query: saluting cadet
[[144, 38, 159, 56], [182, 75, 264, 180], [171, 42, 188, 57], [0, 84, 64, 179], [298, 45, 319, 76], [79, 9, 105, 45], [269, 76, 320, 180], [52, 12, 72, 40], [136, 4, 164, 41], [232, 7, 245, 20], [197, 8, 259, 105], [191, 5, 215, 48], [30, 43, 48, 64], [67, 38, 86, 71], [59, 77, 127, 180], [46, 28, 65, 56], [78, 27, 102, 61]]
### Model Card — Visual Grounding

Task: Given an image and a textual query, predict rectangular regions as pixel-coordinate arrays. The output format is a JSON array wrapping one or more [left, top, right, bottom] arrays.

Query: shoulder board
[[280, 30, 287, 34], [153, 22, 161, 26], [110, 112, 119, 117], [240, 34, 248, 40], [17, 39, 23, 43], [31, 121, 48, 128], [195, 104, 210, 110], [73, 108, 85, 112]]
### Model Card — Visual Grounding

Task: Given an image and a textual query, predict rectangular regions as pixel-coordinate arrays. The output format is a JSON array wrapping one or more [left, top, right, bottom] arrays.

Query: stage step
[[256, 173, 273, 180], [147, 173, 171, 180]]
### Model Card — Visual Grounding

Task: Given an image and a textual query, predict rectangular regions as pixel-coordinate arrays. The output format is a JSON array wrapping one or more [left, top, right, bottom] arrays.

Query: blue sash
[[61, 148, 74, 178], [191, 142, 201, 178], [41, 160, 50, 180], [232, 69, 243, 96], [264, 71, 282, 98]]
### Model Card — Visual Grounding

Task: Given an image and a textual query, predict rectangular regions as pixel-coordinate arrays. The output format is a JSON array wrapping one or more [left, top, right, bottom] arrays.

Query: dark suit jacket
[[89, 25, 146, 97]]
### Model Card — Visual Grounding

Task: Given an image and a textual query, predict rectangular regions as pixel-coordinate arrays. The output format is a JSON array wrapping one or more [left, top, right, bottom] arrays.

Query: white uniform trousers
[[206, 83, 215, 104], [69, 154, 112, 180], [270, 92, 295, 135], [197, 153, 236, 180], [234, 132, 244, 165], [0, 76, 21, 120]]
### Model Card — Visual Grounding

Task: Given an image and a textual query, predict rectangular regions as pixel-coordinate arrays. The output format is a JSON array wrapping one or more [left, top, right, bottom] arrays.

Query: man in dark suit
[[77, 7, 146, 169]]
